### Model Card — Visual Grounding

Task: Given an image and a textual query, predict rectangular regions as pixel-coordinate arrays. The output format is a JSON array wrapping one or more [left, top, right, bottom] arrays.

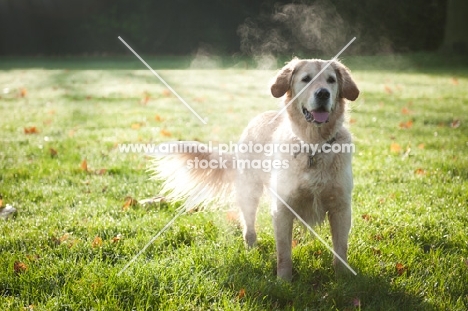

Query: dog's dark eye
[[302, 75, 311, 83], [327, 76, 336, 84]]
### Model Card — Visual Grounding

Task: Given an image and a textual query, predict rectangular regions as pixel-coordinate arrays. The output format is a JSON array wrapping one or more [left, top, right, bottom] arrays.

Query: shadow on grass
[[218, 246, 435, 311]]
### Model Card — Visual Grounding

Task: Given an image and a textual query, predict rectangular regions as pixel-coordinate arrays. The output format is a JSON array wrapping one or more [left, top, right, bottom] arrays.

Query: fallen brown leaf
[[451, 119, 460, 128], [399, 120, 413, 129], [19, 88, 28, 98], [49, 148, 58, 158], [59, 233, 69, 243], [390, 142, 401, 153], [24, 126, 39, 134], [417, 143, 425, 150], [162, 89, 171, 97], [291, 239, 298, 248], [123, 196, 138, 210], [451, 77, 458, 85], [154, 114, 163, 122], [95, 168, 107, 175], [14, 261, 28, 274], [238, 288, 246, 299], [92, 236, 103, 248], [131, 123, 142, 130], [111, 234, 122, 243], [361, 214, 372, 222], [414, 168, 426, 175], [396, 262, 407, 275], [141, 92, 150, 105], [160, 129, 172, 137], [80, 159, 88, 171], [401, 107, 411, 115], [51, 233, 71, 246], [373, 234, 383, 241], [384, 85, 393, 94]]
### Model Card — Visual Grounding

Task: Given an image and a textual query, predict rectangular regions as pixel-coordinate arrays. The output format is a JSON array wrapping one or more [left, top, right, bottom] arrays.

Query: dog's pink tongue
[[312, 111, 329, 123]]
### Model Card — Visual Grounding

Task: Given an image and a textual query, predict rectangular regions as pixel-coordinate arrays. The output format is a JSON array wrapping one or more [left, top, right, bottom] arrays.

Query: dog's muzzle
[[302, 88, 331, 124], [302, 108, 330, 124]]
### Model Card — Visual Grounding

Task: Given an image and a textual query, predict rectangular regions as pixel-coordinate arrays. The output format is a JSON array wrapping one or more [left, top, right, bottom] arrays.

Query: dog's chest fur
[[270, 124, 351, 223]]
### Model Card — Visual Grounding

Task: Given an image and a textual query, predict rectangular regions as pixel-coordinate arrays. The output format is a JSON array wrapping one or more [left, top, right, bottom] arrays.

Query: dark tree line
[[0, 0, 456, 56]]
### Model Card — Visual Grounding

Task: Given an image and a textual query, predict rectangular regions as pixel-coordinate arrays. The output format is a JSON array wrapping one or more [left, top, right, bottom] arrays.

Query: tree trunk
[[440, 0, 468, 54]]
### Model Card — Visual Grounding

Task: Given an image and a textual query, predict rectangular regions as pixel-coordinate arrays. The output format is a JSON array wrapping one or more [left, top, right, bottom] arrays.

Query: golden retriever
[[151, 58, 359, 280]]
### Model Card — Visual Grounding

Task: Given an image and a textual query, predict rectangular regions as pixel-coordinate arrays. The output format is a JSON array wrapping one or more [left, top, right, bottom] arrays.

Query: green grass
[[0, 53, 467, 310]]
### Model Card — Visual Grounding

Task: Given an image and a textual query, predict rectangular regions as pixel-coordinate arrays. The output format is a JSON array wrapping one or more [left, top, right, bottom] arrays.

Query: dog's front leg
[[328, 204, 351, 274], [272, 206, 294, 281]]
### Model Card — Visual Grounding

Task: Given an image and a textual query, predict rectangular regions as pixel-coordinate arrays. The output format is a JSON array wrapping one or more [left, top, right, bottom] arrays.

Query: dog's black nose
[[315, 88, 330, 100]]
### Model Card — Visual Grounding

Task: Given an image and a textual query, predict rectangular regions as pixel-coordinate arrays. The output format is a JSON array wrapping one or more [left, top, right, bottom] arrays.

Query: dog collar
[[293, 136, 337, 168]]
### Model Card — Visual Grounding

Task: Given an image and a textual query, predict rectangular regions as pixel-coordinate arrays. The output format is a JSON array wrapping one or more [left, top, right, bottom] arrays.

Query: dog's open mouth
[[302, 107, 330, 124]]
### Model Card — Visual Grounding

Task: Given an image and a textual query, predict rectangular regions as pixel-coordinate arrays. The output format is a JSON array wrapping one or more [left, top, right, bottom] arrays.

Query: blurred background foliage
[[0, 0, 459, 56]]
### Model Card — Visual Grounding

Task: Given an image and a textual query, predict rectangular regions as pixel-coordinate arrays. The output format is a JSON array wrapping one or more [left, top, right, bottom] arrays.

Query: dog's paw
[[276, 267, 293, 282], [334, 260, 355, 279], [243, 231, 257, 248]]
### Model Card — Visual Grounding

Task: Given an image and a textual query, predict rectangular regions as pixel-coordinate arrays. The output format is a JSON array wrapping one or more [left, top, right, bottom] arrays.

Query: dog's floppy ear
[[270, 58, 299, 98], [332, 61, 359, 101]]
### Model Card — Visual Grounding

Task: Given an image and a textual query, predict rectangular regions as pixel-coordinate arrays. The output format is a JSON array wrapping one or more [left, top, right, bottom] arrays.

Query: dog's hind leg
[[236, 175, 263, 247]]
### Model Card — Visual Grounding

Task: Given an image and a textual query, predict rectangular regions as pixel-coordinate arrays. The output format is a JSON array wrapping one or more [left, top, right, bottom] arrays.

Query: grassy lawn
[[0, 54, 467, 310]]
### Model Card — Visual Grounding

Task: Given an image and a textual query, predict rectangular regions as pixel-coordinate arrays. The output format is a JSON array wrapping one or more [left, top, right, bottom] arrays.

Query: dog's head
[[270, 58, 359, 126]]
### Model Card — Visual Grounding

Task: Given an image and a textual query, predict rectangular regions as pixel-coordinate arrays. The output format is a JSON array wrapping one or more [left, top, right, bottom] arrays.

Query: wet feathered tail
[[148, 142, 236, 210]]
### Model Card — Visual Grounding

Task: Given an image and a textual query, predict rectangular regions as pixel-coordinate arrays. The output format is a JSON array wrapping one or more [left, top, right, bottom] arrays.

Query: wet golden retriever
[[152, 58, 359, 280]]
